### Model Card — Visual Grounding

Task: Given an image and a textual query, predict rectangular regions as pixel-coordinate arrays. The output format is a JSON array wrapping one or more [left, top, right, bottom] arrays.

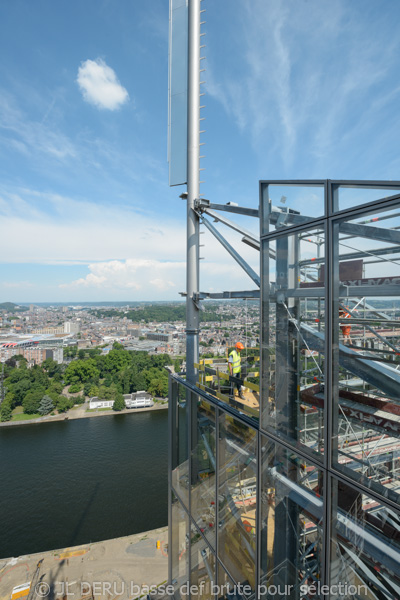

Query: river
[[0, 410, 168, 559]]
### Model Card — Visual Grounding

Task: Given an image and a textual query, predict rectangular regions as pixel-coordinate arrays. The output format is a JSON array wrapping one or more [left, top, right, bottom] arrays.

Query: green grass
[[86, 408, 112, 412], [11, 412, 42, 421]]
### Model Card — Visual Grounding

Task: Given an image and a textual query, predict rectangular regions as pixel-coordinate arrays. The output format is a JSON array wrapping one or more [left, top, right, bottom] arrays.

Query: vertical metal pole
[[186, 0, 200, 387], [168, 377, 174, 586]]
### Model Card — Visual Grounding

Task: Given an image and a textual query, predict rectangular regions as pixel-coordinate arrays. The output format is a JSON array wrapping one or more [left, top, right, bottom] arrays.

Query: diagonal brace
[[200, 216, 260, 287]]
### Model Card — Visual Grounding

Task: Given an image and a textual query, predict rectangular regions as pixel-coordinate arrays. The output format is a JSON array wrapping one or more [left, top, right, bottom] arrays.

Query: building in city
[[0, 336, 64, 364], [89, 397, 114, 410], [64, 321, 80, 334], [168, 181, 400, 600], [124, 391, 153, 408]]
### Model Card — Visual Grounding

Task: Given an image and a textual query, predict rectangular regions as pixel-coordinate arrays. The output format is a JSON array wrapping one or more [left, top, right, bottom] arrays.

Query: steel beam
[[197, 200, 259, 217], [200, 207, 259, 243], [300, 323, 400, 399], [201, 216, 260, 287], [198, 290, 260, 299], [242, 235, 261, 251], [300, 244, 400, 266], [348, 299, 391, 321], [339, 222, 400, 245]]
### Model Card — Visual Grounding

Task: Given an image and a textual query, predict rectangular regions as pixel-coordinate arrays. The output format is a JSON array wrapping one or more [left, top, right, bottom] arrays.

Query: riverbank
[[0, 526, 168, 600], [0, 401, 168, 428]]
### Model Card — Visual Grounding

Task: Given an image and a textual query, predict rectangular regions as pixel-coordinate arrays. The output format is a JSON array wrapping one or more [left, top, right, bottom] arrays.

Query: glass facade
[[260, 440, 323, 598], [169, 180, 400, 599]]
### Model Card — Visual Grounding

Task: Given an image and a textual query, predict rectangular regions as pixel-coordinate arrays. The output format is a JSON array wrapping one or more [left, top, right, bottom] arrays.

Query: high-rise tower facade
[[168, 180, 400, 600]]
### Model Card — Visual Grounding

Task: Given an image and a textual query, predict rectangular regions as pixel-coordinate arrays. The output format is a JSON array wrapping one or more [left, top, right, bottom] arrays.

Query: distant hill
[[0, 302, 27, 312], [90, 304, 234, 323]]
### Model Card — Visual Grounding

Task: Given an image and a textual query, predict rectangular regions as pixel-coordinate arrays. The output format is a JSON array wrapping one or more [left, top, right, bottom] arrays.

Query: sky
[[1, 0, 400, 303]]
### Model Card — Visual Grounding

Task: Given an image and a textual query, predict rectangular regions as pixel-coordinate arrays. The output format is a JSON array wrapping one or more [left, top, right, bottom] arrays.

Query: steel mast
[[186, 0, 201, 385]]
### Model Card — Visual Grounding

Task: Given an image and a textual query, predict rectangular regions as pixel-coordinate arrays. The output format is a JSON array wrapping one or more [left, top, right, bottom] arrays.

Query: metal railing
[[194, 353, 260, 419]]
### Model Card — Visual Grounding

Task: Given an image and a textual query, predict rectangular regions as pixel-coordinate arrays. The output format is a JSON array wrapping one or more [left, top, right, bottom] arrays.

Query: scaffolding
[[169, 178, 400, 600]]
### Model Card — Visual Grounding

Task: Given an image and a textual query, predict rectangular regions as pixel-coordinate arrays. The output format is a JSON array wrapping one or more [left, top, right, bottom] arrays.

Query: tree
[[147, 371, 169, 397], [38, 395, 54, 415], [46, 381, 63, 395], [78, 349, 85, 359], [119, 370, 131, 394], [22, 388, 45, 414], [130, 370, 146, 393], [113, 394, 125, 411], [68, 383, 82, 393], [89, 384, 99, 397], [103, 349, 132, 374], [30, 365, 49, 388], [64, 359, 100, 384], [13, 355, 28, 365], [64, 345, 77, 358], [12, 378, 31, 405], [42, 358, 61, 377], [83, 381, 92, 396], [98, 384, 119, 400], [3, 391, 16, 410], [55, 396, 74, 413], [0, 399, 12, 422]]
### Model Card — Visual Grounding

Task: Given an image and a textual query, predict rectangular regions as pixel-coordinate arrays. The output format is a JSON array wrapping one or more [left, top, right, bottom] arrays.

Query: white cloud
[[61, 259, 184, 293], [77, 58, 129, 110], [59, 254, 260, 300], [150, 278, 176, 290], [0, 187, 186, 264], [0, 187, 261, 300]]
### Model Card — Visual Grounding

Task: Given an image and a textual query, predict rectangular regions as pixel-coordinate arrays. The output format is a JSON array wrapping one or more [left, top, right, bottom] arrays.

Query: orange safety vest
[[339, 309, 351, 335]]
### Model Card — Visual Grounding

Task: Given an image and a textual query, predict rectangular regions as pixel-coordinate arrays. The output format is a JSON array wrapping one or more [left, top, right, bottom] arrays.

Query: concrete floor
[[0, 527, 168, 600]]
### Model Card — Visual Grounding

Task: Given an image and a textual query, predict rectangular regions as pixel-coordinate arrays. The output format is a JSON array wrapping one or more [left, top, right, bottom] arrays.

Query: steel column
[[186, 0, 200, 387]]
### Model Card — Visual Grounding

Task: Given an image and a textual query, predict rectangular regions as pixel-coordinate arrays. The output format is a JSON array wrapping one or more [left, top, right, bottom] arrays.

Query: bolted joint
[[276, 291, 286, 305], [192, 294, 205, 311], [194, 197, 210, 211], [186, 328, 200, 335]]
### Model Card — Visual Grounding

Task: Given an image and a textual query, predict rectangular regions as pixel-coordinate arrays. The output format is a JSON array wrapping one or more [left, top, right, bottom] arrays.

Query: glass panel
[[217, 562, 245, 599], [172, 381, 190, 507], [218, 413, 257, 596], [261, 183, 325, 234], [168, 0, 188, 186], [190, 523, 216, 600], [332, 205, 400, 505], [333, 183, 400, 212], [197, 350, 260, 422], [261, 226, 325, 458], [171, 491, 189, 599], [191, 398, 216, 549], [331, 478, 400, 600], [260, 439, 323, 599]]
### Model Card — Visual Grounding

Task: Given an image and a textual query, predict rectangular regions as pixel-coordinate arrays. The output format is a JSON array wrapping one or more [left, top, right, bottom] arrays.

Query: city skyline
[[1, 0, 400, 302]]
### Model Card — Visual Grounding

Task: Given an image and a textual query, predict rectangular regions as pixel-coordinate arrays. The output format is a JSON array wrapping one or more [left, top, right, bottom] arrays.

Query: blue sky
[[1, 0, 400, 302]]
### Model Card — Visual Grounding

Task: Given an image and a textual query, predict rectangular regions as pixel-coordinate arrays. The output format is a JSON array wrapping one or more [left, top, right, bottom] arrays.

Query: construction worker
[[229, 342, 245, 399], [339, 307, 352, 344]]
